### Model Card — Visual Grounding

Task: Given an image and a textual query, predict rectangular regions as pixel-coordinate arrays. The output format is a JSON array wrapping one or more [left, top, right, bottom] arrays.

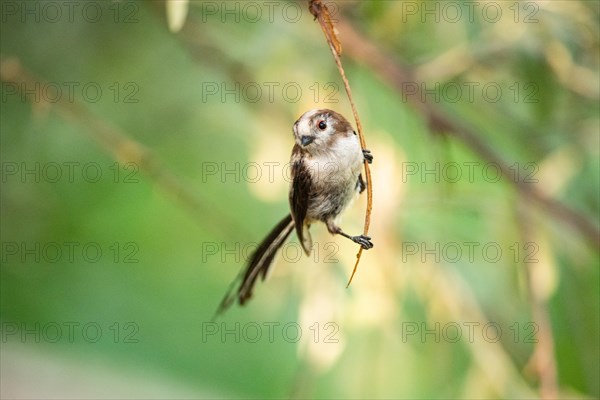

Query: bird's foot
[[352, 235, 374, 249]]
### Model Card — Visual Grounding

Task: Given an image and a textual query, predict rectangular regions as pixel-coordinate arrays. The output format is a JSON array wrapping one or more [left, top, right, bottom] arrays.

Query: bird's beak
[[301, 135, 314, 146]]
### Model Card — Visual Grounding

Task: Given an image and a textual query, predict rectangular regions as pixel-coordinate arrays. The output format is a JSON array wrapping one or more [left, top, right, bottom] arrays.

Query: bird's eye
[[317, 120, 327, 130]]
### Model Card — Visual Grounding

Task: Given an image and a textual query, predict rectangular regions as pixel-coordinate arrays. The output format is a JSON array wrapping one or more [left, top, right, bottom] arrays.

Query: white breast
[[303, 133, 363, 221], [309, 133, 362, 179]]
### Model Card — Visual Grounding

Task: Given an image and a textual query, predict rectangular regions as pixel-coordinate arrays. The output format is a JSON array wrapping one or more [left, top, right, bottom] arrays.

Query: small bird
[[214, 109, 373, 316]]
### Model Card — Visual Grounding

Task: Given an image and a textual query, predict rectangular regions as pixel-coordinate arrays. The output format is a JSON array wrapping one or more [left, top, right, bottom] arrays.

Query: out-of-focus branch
[[0, 56, 233, 236], [517, 200, 558, 399], [336, 18, 600, 250], [412, 261, 537, 398]]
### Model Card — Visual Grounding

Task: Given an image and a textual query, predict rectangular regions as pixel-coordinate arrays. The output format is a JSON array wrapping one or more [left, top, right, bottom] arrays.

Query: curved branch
[[309, 0, 374, 286]]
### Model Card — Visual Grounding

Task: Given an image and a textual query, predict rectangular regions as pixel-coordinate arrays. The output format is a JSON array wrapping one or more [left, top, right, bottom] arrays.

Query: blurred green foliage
[[1, 1, 598, 399]]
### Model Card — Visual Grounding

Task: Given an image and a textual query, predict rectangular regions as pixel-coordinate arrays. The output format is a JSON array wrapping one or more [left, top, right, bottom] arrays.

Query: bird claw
[[362, 149, 373, 164], [352, 234, 374, 250]]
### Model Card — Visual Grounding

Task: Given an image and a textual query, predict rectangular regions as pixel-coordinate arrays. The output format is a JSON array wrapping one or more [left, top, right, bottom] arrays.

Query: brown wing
[[290, 156, 312, 255]]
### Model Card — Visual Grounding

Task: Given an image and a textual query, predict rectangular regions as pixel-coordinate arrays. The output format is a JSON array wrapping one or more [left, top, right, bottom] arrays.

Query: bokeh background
[[1, 1, 598, 399]]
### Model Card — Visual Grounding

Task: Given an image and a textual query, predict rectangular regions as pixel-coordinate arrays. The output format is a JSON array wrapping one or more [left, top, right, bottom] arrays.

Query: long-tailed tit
[[215, 109, 373, 315]]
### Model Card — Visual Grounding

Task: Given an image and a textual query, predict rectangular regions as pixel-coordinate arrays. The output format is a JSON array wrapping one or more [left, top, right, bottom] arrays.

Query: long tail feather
[[212, 214, 294, 319]]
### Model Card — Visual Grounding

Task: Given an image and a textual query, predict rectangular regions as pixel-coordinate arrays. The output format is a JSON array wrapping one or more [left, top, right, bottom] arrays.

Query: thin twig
[[308, 0, 373, 286]]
